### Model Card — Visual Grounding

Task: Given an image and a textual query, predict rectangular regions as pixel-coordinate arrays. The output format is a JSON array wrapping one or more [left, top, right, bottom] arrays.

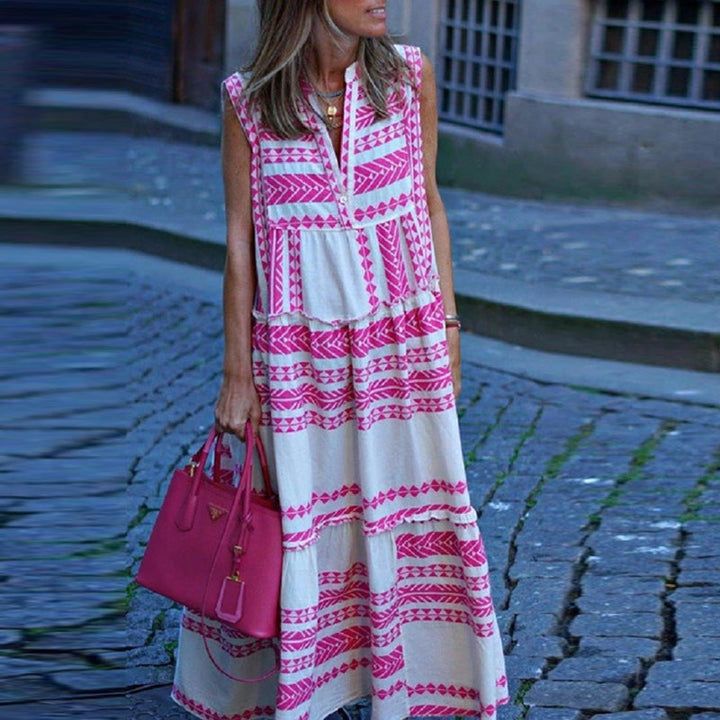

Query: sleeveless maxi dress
[[172, 45, 508, 720]]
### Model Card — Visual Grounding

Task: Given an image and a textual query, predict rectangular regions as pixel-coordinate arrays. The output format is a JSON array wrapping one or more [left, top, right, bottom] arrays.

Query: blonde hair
[[243, 0, 412, 138]]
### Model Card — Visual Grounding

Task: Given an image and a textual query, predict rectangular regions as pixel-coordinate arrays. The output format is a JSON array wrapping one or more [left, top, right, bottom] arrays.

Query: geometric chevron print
[[172, 45, 508, 720]]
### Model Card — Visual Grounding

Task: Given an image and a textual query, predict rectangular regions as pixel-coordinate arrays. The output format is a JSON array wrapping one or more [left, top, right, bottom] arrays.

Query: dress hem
[[171, 683, 512, 720]]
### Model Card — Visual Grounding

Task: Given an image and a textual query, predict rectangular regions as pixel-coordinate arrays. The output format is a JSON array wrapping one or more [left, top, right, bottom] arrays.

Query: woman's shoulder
[[221, 70, 259, 136], [393, 43, 421, 64], [222, 70, 257, 115], [392, 44, 426, 88], [222, 69, 250, 94]]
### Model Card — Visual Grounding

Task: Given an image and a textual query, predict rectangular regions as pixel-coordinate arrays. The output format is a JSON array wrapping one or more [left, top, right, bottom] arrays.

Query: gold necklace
[[314, 87, 345, 129]]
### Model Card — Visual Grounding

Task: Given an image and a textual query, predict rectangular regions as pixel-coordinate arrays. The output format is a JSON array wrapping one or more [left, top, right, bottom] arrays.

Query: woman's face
[[325, 0, 387, 38]]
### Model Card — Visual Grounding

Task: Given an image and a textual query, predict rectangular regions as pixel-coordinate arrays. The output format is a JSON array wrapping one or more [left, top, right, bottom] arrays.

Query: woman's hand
[[446, 328, 462, 400], [214, 373, 262, 441]]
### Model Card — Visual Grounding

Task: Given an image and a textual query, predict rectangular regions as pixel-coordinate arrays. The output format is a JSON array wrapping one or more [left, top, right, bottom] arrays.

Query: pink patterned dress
[[172, 45, 508, 720]]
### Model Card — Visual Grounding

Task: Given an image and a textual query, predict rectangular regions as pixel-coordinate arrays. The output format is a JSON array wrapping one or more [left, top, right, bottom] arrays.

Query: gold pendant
[[327, 105, 338, 120]]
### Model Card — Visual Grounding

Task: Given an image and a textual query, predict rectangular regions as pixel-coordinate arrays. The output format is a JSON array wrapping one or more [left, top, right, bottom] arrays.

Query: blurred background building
[[407, 0, 720, 208], [2, 0, 225, 108], [3, 0, 719, 208]]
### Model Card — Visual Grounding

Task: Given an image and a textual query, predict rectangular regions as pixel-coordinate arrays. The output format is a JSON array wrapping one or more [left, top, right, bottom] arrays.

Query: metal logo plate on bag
[[208, 504, 227, 521]]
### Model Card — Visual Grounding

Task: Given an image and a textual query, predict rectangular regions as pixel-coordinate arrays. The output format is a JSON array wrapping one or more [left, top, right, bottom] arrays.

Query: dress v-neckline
[[308, 88, 351, 198], [302, 62, 359, 198]]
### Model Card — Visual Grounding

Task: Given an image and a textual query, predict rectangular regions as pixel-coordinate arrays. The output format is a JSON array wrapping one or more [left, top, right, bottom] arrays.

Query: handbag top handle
[[189, 425, 275, 499]]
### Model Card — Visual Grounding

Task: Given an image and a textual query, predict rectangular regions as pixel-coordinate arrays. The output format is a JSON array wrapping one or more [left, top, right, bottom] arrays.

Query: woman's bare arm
[[214, 89, 262, 440], [419, 53, 461, 400]]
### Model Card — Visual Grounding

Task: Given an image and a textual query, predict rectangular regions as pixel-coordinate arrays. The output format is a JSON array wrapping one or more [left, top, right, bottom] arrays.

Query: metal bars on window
[[587, 0, 720, 111], [439, 0, 521, 133]]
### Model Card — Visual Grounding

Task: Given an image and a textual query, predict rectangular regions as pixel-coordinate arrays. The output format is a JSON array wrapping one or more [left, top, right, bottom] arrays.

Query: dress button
[[338, 195, 348, 205]]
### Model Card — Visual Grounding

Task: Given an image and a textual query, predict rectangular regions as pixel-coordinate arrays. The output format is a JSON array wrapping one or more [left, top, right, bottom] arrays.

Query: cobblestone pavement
[[19, 130, 720, 304], [2, 245, 719, 719]]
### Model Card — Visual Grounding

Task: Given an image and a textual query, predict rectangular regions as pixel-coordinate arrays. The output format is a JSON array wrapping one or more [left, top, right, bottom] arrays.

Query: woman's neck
[[306, 24, 359, 93]]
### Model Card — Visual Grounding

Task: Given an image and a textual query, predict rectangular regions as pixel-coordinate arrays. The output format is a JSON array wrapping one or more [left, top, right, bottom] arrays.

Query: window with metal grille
[[439, 0, 521, 133], [587, 0, 720, 111]]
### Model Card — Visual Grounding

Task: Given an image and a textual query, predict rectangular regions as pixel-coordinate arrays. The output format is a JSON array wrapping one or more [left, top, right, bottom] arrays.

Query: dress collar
[[300, 60, 360, 132], [344, 60, 360, 83]]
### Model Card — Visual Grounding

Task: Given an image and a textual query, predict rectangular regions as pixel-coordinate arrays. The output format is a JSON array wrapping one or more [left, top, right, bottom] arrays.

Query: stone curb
[[4, 212, 720, 374], [26, 88, 221, 146], [454, 269, 720, 373]]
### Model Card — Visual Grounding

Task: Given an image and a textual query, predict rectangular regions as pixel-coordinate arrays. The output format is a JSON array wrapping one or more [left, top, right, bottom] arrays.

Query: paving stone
[[508, 560, 576, 581], [0, 541, 91, 561], [513, 540, 586, 565], [581, 575, 668, 596], [676, 570, 720, 587], [674, 638, 720, 660], [525, 710, 583, 720], [1, 601, 119, 629], [1, 557, 129, 577], [569, 612, 664, 639], [0, 700, 129, 720], [523, 680, 630, 712], [588, 711, 669, 720], [598, 518, 682, 536], [645, 660, 720, 684], [509, 579, 570, 616], [0, 675, 72, 705], [584, 555, 671, 577], [0, 656, 90, 677], [161, 607, 184, 629], [690, 714, 720, 719], [576, 635, 660, 660], [576, 593, 664, 614], [512, 612, 559, 636], [11, 495, 132, 516], [127, 643, 172, 667], [130, 684, 201, 719], [127, 592, 176, 621], [3, 574, 129, 594], [26, 624, 137, 652], [671, 586, 720, 602], [511, 635, 568, 660], [675, 604, 720, 638], [0, 429, 101, 457], [496, 704, 525, 720], [503, 655, 546, 681], [635, 680, 720, 711], [682, 557, 720, 573], [685, 522, 720, 551], [52, 665, 173, 692], [548, 656, 643, 684], [589, 536, 678, 563], [0, 629, 21, 646]]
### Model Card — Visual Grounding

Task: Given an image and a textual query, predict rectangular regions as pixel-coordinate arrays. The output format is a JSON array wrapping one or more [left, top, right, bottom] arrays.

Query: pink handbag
[[136, 424, 282, 680]]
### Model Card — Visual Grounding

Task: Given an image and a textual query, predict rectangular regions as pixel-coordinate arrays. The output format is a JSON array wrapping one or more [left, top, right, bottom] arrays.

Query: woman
[[172, 2, 508, 719]]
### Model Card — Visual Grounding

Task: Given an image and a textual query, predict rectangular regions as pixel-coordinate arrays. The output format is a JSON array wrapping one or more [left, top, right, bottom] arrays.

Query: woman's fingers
[[248, 405, 262, 437], [215, 409, 249, 440], [214, 377, 262, 442]]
